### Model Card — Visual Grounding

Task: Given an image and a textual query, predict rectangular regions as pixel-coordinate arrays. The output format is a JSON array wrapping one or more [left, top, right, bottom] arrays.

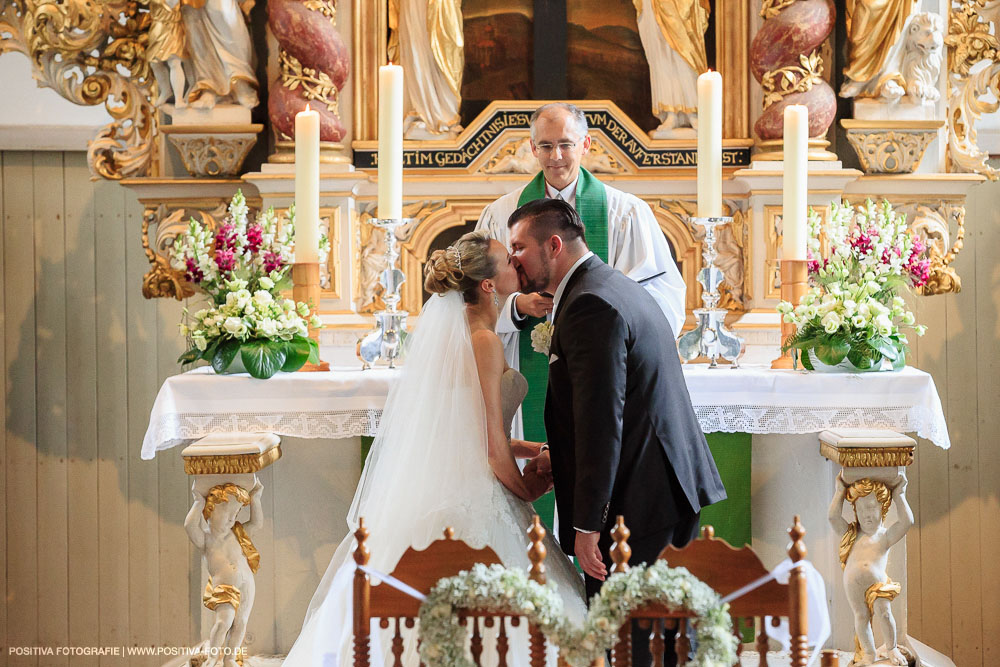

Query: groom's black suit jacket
[[545, 255, 727, 554]]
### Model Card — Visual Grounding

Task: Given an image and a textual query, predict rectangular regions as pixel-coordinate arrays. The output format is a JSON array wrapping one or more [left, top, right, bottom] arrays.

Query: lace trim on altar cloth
[[693, 404, 950, 449], [142, 404, 950, 459], [141, 410, 382, 459]]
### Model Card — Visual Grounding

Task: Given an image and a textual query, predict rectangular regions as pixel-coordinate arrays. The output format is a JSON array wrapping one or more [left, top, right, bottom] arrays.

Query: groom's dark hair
[[507, 198, 587, 245]]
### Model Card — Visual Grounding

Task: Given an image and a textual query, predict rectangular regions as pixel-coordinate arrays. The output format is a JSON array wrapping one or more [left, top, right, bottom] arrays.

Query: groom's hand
[[575, 531, 607, 581], [515, 293, 553, 318]]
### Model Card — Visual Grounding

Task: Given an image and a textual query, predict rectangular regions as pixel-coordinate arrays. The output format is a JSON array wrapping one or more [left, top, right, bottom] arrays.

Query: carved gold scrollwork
[[1, 0, 156, 180], [760, 0, 800, 19], [141, 201, 236, 300], [279, 49, 340, 114], [946, 0, 1000, 179], [889, 201, 965, 295], [302, 0, 336, 24], [844, 129, 939, 173], [760, 50, 824, 108]]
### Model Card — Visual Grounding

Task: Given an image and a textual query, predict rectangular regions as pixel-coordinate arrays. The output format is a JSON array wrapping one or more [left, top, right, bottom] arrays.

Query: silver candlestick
[[358, 218, 410, 369], [678, 216, 745, 368]]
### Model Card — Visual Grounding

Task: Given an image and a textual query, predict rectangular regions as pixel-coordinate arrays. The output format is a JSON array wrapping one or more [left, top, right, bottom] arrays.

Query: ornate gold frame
[[351, 0, 753, 142]]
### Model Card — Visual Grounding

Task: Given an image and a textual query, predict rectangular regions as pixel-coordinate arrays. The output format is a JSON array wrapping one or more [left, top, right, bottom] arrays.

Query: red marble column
[[750, 0, 837, 160], [267, 0, 349, 161]]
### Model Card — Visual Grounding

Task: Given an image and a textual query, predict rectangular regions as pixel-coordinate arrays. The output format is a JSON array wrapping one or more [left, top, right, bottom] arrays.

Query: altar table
[[142, 364, 949, 458]]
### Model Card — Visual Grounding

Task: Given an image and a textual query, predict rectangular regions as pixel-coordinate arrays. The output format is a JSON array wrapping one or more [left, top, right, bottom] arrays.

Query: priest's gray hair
[[529, 103, 588, 142]]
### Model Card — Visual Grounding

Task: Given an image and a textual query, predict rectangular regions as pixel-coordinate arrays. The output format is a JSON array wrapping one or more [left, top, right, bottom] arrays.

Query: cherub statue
[[185, 481, 263, 667], [828, 473, 914, 666]]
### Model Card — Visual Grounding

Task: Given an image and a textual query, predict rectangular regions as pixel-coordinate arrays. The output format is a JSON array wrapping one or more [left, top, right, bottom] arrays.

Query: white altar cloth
[[141, 364, 950, 459]]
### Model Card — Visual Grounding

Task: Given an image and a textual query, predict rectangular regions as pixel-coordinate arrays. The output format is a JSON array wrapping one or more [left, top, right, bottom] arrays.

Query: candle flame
[[305, 103, 311, 113]]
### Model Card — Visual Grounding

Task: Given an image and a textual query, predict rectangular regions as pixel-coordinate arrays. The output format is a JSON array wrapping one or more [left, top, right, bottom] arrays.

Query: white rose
[[851, 315, 866, 329], [875, 314, 893, 336], [253, 290, 273, 306], [892, 295, 906, 309], [258, 319, 279, 337], [821, 311, 842, 334], [258, 276, 274, 290], [192, 332, 208, 351], [843, 299, 857, 315], [224, 317, 244, 336], [902, 311, 915, 326]]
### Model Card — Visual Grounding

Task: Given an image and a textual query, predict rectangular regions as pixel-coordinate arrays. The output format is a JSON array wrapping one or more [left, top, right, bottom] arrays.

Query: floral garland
[[418, 562, 738, 667]]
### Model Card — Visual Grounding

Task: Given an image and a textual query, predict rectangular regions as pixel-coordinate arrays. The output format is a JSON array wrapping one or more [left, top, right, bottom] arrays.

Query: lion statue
[[841, 12, 943, 104]]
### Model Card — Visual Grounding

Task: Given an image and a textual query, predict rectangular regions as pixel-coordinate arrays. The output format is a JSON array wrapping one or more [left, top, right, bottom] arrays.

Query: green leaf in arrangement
[[815, 336, 850, 365], [177, 348, 201, 364], [240, 339, 287, 379], [870, 336, 899, 361], [800, 348, 815, 371], [212, 339, 241, 374], [306, 336, 320, 364], [847, 347, 876, 369], [280, 337, 311, 372]]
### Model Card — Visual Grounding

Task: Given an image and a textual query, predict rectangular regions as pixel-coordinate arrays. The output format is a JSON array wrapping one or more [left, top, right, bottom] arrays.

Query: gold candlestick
[[292, 262, 330, 372], [771, 259, 809, 370]]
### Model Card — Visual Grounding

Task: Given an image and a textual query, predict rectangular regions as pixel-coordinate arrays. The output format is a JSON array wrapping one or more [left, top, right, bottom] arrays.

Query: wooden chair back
[[352, 516, 552, 667], [608, 515, 810, 667]]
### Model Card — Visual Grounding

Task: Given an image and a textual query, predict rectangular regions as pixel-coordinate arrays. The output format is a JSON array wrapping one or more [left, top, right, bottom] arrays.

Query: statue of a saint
[[396, 0, 464, 139], [181, 0, 259, 109], [841, 0, 919, 98], [634, 0, 710, 138], [149, 0, 189, 107]]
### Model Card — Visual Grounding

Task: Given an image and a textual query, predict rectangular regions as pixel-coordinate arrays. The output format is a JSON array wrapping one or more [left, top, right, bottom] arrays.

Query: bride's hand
[[522, 467, 553, 500]]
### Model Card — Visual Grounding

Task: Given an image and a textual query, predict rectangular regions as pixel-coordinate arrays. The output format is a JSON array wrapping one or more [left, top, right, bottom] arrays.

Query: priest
[[476, 102, 687, 442]]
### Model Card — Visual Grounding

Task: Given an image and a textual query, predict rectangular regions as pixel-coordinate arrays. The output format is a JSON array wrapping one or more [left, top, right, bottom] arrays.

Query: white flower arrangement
[[418, 561, 738, 667], [779, 200, 929, 371], [172, 190, 325, 378], [530, 321, 554, 355]]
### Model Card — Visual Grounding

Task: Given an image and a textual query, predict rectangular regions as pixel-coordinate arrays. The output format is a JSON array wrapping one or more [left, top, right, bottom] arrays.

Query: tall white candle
[[696, 70, 723, 218], [782, 104, 809, 261], [378, 63, 404, 220], [294, 105, 320, 264]]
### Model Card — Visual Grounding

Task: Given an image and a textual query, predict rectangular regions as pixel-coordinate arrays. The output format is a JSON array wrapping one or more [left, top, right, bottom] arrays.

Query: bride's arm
[[471, 330, 538, 501], [510, 439, 543, 459]]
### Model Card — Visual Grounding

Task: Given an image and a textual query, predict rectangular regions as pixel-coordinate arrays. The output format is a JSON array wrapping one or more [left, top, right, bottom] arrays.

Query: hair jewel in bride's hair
[[446, 245, 462, 272]]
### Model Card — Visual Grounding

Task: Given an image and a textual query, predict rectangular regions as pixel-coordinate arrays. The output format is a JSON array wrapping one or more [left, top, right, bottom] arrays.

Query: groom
[[510, 198, 726, 667]]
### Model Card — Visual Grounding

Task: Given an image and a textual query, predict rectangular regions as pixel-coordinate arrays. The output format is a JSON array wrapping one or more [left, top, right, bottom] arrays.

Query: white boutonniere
[[531, 321, 553, 355]]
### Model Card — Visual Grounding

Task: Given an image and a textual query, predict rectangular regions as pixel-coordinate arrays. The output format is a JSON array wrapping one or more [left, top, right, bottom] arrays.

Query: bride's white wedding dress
[[282, 291, 586, 666]]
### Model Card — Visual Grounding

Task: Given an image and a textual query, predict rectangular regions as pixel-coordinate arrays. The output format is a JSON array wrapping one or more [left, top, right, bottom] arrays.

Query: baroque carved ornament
[[946, 0, 1000, 179], [1, 0, 156, 180]]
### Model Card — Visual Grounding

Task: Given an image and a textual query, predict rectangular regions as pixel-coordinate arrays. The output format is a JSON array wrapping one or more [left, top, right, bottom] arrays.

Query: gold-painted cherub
[[828, 473, 913, 666], [185, 481, 262, 667]]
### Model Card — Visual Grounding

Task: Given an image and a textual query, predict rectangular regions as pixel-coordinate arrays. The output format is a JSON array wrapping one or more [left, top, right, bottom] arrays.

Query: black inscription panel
[[353, 108, 750, 170]]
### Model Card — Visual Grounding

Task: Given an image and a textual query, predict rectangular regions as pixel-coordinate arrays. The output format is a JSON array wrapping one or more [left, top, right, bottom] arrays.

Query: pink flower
[[185, 257, 204, 283], [246, 224, 263, 254], [909, 258, 930, 287], [851, 233, 873, 256], [214, 223, 237, 252], [215, 248, 236, 273], [262, 251, 283, 273]]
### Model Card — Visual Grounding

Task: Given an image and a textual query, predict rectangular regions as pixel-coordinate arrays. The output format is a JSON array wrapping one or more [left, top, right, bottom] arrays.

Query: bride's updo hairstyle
[[424, 230, 497, 304]]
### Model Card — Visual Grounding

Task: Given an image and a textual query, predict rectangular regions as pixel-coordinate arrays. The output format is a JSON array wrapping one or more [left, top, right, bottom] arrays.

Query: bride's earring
[[493, 291, 500, 309]]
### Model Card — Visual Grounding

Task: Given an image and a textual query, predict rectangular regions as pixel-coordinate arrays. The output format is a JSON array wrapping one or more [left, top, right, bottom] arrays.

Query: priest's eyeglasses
[[534, 141, 578, 155]]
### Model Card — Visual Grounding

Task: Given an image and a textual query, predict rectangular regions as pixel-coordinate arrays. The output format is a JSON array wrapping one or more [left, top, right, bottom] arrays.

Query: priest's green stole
[[516, 168, 608, 525]]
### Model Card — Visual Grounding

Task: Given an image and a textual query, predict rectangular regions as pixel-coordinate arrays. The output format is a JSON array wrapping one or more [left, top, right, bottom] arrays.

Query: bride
[[282, 230, 586, 666]]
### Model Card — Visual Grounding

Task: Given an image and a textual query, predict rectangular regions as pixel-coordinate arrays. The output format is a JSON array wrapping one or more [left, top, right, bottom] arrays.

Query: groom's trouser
[[584, 512, 701, 667]]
